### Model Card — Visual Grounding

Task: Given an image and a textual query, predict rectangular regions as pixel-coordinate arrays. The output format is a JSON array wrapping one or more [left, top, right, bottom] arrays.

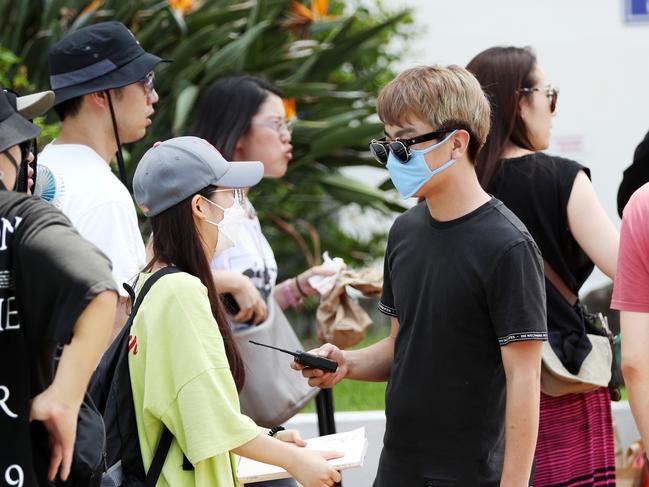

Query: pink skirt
[[534, 387, 616, 486]]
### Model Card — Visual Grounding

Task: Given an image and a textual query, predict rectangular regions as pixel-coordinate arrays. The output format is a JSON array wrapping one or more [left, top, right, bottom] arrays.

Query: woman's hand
[[274, 428, 307, 446], [286, 448, 343, 487], [213, 270, 268, 324], [296, 263, 344, 296], [231, 274, 268, 324]]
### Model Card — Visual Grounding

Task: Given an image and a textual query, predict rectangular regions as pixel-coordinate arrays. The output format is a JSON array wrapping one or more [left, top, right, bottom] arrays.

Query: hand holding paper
[[237, 427, 368, 484]]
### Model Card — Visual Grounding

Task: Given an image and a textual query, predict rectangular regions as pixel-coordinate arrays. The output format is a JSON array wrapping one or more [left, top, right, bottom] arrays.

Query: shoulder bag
[[540, 260, 613, 396], [233, 295, 318, 427]]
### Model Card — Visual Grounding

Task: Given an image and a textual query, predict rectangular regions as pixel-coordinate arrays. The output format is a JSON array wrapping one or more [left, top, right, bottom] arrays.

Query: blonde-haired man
[[297, 65, 547, 486]]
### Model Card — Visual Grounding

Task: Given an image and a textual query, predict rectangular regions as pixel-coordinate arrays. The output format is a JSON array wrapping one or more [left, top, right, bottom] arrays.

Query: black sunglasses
[[518, 86, 559, 114], [369, 129, 452, 165]]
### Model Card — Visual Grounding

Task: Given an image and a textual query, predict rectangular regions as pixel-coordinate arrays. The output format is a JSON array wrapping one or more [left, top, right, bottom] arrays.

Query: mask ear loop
[[2, 150, 19, 172], [1, 150, 20, 190], [105, 90, 130, 193]]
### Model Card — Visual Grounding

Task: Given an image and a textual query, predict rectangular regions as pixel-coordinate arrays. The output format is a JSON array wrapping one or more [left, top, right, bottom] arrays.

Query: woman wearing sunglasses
[[467, 46, 619, 486], [192, 75, 333, 326]]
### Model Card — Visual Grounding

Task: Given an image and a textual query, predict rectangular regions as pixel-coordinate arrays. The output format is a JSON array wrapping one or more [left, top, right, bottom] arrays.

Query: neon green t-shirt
[[129, 271, 259, 487]]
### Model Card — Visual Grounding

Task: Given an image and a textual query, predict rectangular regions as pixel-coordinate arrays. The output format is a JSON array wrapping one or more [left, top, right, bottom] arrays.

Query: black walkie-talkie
[[249, 340, 339, 373]]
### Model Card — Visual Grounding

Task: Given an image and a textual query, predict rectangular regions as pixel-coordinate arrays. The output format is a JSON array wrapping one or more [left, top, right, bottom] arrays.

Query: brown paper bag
[[316, 268, 382, 349]]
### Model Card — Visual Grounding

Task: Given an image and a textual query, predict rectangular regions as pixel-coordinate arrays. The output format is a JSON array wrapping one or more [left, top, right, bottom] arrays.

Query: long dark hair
[[192, 75, 282, 160], [466, 46, 538, 189], [144, 186, 245, 391]]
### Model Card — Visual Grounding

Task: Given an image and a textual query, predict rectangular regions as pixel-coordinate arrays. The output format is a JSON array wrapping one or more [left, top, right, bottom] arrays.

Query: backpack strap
[[130, 267, 195, 484], [130, 267, 181, 318], [120, 266, 181, 481], [145, 428, 173, 487]]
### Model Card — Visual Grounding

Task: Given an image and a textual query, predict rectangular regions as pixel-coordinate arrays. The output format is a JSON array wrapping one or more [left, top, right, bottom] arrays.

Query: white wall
[[350, 0, 649, 290]]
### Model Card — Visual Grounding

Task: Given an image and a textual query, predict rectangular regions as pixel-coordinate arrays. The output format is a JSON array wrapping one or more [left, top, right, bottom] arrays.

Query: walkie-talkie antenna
[[249, 340, 298, 357]]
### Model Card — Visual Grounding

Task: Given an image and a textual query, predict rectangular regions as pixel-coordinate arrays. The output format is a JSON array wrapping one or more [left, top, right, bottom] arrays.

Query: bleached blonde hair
[[376, 64, 491, 161]]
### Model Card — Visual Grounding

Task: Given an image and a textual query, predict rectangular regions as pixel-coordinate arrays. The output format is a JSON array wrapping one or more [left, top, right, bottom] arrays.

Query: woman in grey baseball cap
[[129, 136, 342, 487]]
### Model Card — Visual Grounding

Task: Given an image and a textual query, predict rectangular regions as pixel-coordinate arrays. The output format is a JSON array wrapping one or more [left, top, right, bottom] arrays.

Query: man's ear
[[87, 91, 109, 110], [451, 129, 471, 159]]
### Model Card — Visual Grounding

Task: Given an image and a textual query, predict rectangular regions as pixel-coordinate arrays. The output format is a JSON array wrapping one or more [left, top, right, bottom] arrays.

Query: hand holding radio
[[292, 343, 348, 389], [249, 340, 347, 388]]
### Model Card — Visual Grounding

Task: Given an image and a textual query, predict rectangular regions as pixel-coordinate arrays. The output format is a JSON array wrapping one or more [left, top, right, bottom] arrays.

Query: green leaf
[[172, 84, 199, 135], [168, 5, 188, 34], [320, 173, 405, 213], [309, 122, 383, 158], [203, 20, 270, 83]]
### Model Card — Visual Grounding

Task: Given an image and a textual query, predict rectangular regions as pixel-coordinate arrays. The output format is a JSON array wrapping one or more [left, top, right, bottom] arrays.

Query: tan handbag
[[234, 296, 318, 427], [540, 260, 612, 397]]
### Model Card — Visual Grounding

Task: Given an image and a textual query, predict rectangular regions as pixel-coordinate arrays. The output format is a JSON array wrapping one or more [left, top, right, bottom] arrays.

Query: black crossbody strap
[[145, 427, 173, 487], [130, 266, 183, 486], [130, 267, 180, 318]]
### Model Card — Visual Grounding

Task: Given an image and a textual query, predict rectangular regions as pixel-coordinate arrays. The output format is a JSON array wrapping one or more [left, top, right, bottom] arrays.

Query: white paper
[[307, 251, 345, 296], [237, 427, 367, 484]]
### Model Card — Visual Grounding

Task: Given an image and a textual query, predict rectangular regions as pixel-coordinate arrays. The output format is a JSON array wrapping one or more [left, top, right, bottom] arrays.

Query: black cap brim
[[0, 111, 41, 154], [53, 51, 170, 106]]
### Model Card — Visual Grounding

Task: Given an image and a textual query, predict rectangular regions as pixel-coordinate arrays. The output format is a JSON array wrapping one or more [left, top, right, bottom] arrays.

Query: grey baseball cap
[[133, 136, 264, 217]]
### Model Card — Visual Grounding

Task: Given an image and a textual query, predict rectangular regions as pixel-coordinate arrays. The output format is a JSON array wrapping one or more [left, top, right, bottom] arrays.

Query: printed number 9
[[5, 465, 24, 487]]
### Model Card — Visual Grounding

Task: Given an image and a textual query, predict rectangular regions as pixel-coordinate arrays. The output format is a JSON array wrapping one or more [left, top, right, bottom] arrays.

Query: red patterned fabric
[[534, 387, 616, 486]]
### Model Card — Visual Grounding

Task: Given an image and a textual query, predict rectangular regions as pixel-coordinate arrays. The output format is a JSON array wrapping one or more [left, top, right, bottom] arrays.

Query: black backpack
[[75, 266, 182, 487]]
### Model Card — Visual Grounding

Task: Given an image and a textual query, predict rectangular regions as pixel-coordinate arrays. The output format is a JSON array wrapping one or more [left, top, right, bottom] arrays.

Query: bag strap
[[145, 428, 173, 487], [128, 266, 181, 320], [543, 259, 578, 307], [125, 266, 183, 485]]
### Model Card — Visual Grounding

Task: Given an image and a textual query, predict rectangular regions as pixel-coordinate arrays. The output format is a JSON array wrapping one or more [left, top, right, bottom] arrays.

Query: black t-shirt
[[0, 192, 115, 487], [375, 198, 547, 487]]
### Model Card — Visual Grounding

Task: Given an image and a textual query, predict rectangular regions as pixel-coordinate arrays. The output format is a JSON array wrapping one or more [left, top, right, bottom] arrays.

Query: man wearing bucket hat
[[0, 87, 117, 486], [36, 21, 169, 332]]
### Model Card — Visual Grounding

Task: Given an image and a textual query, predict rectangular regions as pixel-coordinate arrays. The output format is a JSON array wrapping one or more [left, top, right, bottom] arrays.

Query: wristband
[[268, 425, 285, 437], [282, 281, 301, 308], [294, 276, 308, 297]]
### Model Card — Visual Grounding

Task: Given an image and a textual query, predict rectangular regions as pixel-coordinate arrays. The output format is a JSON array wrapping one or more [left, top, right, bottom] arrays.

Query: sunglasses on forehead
[[518, 85, 559, 113], [369, 129, 453, 165]]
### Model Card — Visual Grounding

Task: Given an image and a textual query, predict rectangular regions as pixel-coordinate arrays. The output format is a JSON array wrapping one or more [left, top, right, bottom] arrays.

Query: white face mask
[[202, 196, 246, 252]]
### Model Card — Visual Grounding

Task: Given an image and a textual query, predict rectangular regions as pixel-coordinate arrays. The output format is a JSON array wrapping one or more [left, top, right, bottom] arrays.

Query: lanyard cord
[[105, 90, 131, 193]]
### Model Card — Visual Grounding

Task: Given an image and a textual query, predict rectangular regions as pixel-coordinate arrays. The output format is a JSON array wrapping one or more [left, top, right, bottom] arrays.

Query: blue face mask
[[386, 130, 457, 198]]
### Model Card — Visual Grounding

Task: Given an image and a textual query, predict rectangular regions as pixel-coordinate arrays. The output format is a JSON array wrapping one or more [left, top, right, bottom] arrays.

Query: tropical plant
[[0, 0, 412, 280]]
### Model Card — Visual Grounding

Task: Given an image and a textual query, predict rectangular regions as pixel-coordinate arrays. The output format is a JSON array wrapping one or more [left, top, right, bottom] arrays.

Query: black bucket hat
[[48, 21, 169, 105], [0, 88, 41, 154]]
